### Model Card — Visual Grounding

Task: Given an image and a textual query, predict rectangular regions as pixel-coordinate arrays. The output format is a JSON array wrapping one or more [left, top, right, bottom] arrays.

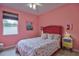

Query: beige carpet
[[0, 48, 79, 56], [54, 49, 79, 56]]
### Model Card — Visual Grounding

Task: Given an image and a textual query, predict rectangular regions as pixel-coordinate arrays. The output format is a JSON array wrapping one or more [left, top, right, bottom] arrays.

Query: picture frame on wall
[[26, 21, 33, 30]]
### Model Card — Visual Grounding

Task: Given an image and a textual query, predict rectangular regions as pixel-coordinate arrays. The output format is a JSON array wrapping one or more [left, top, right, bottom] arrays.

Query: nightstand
[[62, 37, 73, 51]]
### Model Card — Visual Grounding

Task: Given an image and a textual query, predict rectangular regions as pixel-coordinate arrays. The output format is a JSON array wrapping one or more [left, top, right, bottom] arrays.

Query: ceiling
[[0, 3, 65, 15]]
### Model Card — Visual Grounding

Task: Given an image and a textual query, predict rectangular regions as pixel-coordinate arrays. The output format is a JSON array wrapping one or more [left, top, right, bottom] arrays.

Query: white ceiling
[[0, 3, 65, 15]]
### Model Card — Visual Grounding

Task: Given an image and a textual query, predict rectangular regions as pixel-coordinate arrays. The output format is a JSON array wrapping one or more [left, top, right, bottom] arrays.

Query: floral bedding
[[16, 37, 60, 56]]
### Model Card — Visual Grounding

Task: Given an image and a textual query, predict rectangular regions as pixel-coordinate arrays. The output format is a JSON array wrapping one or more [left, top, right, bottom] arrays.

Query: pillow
[[41, 33, 48, 39], [53, 34, 61, 40], [48, 34, 54, 40], [48, 34, 61, 40]]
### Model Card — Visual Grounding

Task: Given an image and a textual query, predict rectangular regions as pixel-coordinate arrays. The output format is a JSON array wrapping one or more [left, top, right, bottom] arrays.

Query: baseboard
[[73, 49, 79, 53]]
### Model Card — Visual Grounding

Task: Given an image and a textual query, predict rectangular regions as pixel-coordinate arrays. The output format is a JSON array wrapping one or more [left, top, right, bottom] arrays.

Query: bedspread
[[16, 37, 60, 56]]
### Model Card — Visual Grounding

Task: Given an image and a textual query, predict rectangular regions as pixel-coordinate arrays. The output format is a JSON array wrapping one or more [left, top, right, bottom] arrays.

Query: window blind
[[3, 11, 18, 20]]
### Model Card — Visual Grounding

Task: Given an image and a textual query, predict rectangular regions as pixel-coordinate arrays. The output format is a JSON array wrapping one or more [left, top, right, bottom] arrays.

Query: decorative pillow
[[53, 34, 61, 40], [48, 34, 61, 40], [41, 33, 48, 39], [48, 34, 54, 40]]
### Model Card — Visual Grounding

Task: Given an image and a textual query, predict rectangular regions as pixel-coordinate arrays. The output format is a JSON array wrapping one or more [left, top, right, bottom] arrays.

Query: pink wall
[[0, 6, 39, 48], [39, 4, 79, 50], [0, 4, 79, 50]]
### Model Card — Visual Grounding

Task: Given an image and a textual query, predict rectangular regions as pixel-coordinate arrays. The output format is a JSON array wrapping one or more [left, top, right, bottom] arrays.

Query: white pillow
[[53, 34, 61, 39], [48, 34, 54, 40], [48, 34, 61, 40], [41, 33, 48, 39]]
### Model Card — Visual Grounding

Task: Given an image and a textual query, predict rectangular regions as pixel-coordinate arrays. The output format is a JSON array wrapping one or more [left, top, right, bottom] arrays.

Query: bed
[[16, 25, 63, 56]]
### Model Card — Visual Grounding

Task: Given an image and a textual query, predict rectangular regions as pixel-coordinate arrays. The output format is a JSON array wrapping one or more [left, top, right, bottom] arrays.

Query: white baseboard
[[73, 49, 79, 53]]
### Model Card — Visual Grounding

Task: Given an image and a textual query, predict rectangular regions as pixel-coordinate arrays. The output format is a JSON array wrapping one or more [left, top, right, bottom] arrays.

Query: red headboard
[[43, 25, 63, 35]]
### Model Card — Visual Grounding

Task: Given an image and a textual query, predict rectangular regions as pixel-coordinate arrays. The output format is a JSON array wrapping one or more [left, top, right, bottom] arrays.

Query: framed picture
[[26, 21, 33, 30]]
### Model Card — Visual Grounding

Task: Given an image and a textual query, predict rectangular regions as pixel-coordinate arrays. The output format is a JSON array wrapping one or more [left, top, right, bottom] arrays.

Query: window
[[3, 11, 18, 35]]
